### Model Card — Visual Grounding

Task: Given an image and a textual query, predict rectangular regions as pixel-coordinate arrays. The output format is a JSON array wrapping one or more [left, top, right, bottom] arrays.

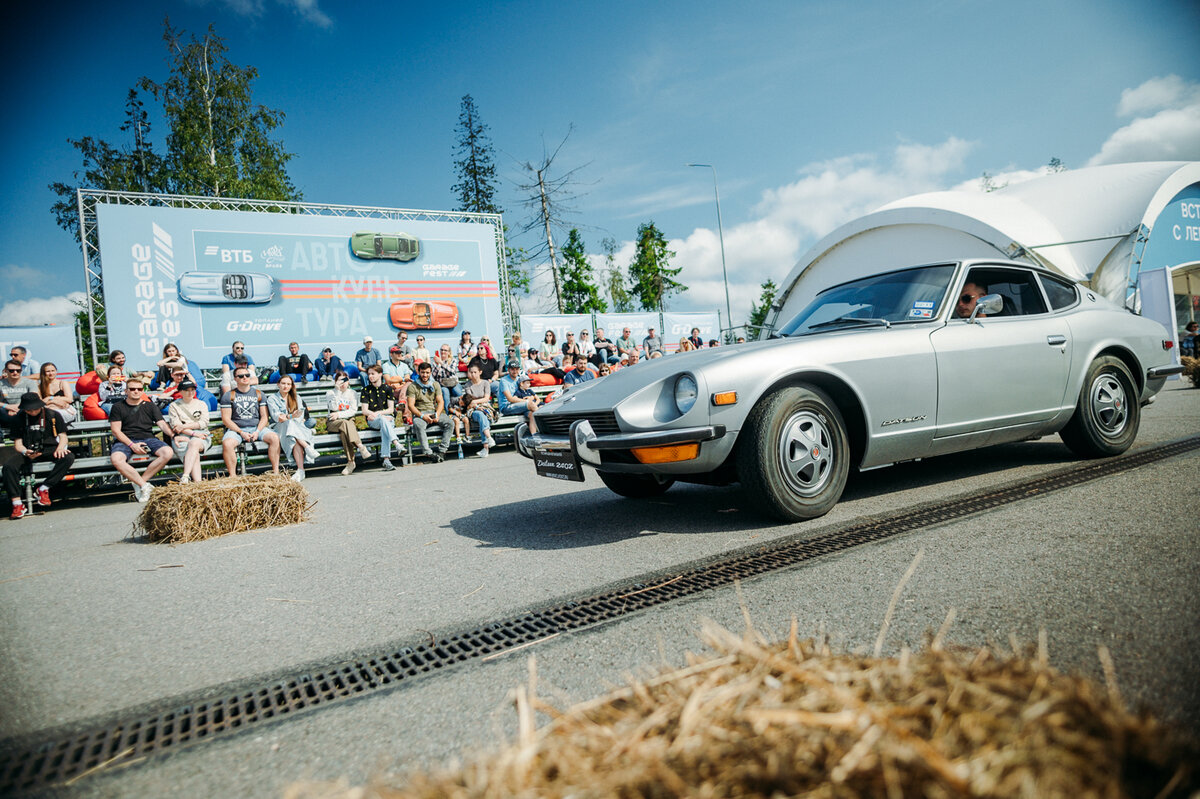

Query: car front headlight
[[674, 374, 698, 415]]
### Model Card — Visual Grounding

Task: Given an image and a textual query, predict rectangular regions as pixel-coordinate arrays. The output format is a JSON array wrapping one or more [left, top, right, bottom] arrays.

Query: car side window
[[1039, 273, 1079, 310], [963, 268, 1048, 317]]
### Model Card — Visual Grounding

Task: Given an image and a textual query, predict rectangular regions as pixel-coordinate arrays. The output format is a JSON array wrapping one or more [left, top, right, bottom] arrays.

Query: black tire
[[598, 471, 675, 498], [1060, 356, 1140, 457], [737, 385, 849, 522]]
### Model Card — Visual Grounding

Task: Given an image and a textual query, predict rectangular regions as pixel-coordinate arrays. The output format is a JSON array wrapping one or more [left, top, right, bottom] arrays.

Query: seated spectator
[[154, 342, 189, 388], [1181, 321, 1199, 357], [498, 361, 539, 433], [412, 335, 431, 366], [460, 363, 496, 457], [219, 367, 282, 476], [37, 362, 76, 424], [1, 359, 38, 442], [625, 351, 641, 366], [406, 361, 453, 463], [220, 341, 255, 382], [708, 339, 720, 348], [267, 374, 318, 482], [539, 330, 558, 364], [678, 337, 695, 353], [564, 357, 596, 386], [361, 365, 405, 471], [277, 342, 313, 383], [616, 328, 638, 361], [642, 328, 664, 357], [393, 330, 416, 370], [457, 331, 477, 371], [97, 365, 128, 416], [220, 356, 254, 392], [735, 336, 746, 344], [3, 393, 75, 519], [513, 375, 540, 404], [525, 348, 565, 381], [314, 347, 345, 381], [167, 380, 212, 484], [592, 328, 619, 365], [9, 345, 38, 377], [354, 336, 383, 386], [431, 344, 464, 411], [325, 371, 371, 475], [577, 330, 597, 364], [506, 332, 529, 368], [474, 336, 501, 380], [98, 350, 127, 384], [382, 345, 413, 404], [108, 377, 175, 503], [687, 328, 705, 350], [560, 331, 582, 366], [597, 362, 613, 378]]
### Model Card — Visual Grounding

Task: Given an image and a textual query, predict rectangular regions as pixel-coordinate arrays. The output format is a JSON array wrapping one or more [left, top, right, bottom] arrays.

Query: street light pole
[[688, 163, 732, 340]]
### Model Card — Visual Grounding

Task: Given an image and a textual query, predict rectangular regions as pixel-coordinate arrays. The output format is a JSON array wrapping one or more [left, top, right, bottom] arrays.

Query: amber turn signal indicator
[[631, 443, 700, 464], [712, 391, 738, 406]]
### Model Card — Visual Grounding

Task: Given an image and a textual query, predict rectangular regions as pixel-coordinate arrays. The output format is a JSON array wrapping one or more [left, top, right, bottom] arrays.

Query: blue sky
[[2, 0, 1198, 327]]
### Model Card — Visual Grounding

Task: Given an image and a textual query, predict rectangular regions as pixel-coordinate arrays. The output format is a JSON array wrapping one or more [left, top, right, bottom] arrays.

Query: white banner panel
[[0, 325, 81, 379], [594, 313, 659, 345], [519, 314, 593, 353], [662, 311, 720, 350]]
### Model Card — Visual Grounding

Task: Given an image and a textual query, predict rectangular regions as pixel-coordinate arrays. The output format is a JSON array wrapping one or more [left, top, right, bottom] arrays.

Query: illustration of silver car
[[517, 259, 1182, 521], [177, 272, 275, 305]]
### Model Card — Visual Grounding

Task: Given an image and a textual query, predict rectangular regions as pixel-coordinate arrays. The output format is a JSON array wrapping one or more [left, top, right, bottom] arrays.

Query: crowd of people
[[2, 325, 731, 518]]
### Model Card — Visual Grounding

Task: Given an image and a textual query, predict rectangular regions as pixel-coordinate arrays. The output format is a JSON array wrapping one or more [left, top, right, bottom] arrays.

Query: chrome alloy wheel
[[1089, 373, 1128, 435], [777, 410, 835, 497]]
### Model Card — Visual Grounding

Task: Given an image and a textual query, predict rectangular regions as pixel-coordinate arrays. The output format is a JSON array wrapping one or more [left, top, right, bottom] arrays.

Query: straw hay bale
[[287, 622, 1198, 799], [134, 474, 312, 543]]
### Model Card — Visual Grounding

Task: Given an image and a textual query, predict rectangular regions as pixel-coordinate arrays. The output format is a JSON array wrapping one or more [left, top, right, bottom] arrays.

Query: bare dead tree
[[514, 126, 590, 314]]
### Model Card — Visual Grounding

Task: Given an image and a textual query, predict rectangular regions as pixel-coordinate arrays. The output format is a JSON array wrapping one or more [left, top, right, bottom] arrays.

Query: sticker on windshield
[[908, 301, 934, 319]]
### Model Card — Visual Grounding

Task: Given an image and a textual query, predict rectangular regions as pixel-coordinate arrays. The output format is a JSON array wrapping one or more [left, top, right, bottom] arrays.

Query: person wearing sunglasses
[[220, 341, 256, 382], [955, 281, 989, 319], [4, 393, 75, 519], [108, 377, 176, 502], [219, 368, 282, 476], [1, 359, 38, 442], [325, 371, 372, 474]]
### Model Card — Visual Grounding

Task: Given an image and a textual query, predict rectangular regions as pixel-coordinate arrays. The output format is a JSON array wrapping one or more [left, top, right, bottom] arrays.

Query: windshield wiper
[[807, 316, 892, 330]]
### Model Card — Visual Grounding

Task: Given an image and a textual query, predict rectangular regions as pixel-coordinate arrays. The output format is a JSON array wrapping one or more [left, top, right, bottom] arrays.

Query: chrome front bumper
[[516, 419, 726, 469]]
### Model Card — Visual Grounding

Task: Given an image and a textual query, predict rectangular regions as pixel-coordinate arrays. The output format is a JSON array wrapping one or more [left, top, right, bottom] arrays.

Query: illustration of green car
[[351, 232, 420, 261]]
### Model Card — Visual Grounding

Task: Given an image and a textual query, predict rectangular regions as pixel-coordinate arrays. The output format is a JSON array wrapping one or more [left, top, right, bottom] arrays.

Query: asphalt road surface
[[1, 383, 1197, 797]]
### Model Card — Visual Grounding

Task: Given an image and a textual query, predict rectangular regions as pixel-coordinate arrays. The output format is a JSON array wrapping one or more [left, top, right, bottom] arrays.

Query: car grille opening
[[536, 411, 620, 436]]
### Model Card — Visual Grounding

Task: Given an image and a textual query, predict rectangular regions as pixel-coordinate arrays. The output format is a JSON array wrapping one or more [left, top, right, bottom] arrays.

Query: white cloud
[[0, 292, 86, 327], [1089, 75, 1200, 166], [190, 0, 333, 28], [284, 0, 333, 29], [1116, 75, 1200, 117], [0, 264, 45, 285]]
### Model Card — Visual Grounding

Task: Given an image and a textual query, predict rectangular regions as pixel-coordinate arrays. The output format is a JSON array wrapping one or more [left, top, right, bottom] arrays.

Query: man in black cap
[[3, 393, 75, 519]]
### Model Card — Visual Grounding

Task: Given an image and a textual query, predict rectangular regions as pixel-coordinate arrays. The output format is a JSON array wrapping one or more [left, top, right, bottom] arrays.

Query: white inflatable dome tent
[[768, 161, 1200, 348]]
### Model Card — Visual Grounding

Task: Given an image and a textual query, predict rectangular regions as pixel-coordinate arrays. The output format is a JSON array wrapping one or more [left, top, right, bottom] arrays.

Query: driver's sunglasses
[[959, 294, 978, 304]]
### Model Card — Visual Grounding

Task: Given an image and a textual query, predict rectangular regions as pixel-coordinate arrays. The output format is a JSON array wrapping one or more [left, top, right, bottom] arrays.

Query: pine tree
[[560, 229, 607, 314], [601, 237, 634, 312], [452, 94, 501, 214], [628, 222, 685, 312], [748, 279, 778, 337]]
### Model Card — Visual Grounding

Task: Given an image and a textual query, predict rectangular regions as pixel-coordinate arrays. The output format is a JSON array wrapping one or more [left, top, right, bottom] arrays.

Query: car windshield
[[776, 264, 956, 336]]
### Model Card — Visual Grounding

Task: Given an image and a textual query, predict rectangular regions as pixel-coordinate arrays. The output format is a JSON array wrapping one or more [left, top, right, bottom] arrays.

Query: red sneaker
[[10, 502, 25, 520], [36, 486, 51, 507]]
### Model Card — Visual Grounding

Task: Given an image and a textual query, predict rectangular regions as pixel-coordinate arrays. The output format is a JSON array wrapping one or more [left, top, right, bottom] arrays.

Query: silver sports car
[[516, 259, 1183, 521]]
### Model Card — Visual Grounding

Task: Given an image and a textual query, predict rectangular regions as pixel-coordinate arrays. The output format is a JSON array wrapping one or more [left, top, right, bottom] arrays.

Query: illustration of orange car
[[389, 301, 459, 330]]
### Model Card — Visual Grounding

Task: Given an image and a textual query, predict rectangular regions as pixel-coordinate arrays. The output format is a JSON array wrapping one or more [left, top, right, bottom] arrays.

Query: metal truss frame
[[77, 189, 510, 365]]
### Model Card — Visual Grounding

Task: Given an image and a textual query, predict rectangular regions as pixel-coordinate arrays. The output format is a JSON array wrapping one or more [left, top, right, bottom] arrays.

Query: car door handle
[[1046, 335, 1067, 346]]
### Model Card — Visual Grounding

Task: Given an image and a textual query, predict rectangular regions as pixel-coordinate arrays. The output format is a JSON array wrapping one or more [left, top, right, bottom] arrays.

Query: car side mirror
[[968, 293, 1003, 323]]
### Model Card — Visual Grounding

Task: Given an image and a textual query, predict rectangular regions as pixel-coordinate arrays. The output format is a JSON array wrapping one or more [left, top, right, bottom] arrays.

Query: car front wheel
[[598, 471, 675, 498], [737, 385, 849, 522], [1060, 355, 1140, 457]]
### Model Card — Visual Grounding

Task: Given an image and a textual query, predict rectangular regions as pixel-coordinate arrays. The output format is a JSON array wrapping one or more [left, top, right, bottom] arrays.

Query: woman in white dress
[[167, 381, 212, 483], [267, 374, 318, 482], [324, 371, 370, 475]]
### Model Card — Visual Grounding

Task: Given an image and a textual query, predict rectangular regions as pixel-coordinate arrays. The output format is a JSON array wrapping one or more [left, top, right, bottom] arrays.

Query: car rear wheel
[[1060, 355, 1140, 457], [598, 471, 675, 498], [737, 385, 849, 522]]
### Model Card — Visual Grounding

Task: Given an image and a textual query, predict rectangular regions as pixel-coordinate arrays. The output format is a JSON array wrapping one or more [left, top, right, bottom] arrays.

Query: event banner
[[519, 314, 593, 351], [662, 311, 720, 350], [594, 313, 660, 346], [95, 203, 502, 371], [0, 325, 81, 379]]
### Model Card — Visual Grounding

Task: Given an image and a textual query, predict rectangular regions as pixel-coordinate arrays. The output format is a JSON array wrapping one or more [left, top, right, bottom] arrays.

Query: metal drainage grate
[[2, 435, 1197, 794]]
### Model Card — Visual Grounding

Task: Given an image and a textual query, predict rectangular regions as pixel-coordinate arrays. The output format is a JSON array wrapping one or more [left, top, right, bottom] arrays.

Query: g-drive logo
[[226, 320, 283, 332]]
